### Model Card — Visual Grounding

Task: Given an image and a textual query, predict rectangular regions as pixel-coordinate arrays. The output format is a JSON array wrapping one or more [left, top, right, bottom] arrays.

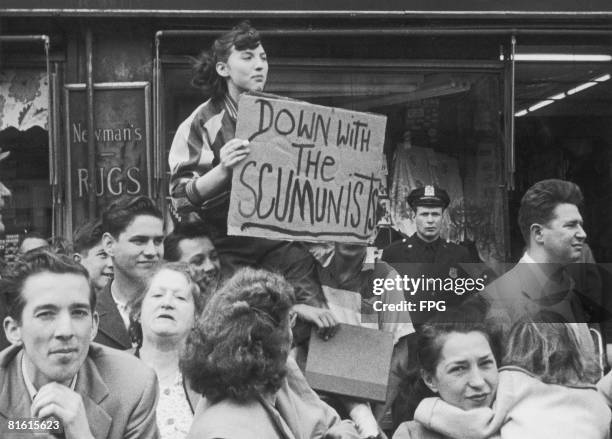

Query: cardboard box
[[305, 323, 394, 402]]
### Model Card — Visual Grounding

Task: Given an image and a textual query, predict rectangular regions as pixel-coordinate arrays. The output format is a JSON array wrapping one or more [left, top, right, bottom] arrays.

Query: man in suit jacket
[[479, 179, 600, 377], [72, 219, 114, 295], [95, 195, 164, 350], [482, 179, 591, 329], [0, 250, 159, 438]]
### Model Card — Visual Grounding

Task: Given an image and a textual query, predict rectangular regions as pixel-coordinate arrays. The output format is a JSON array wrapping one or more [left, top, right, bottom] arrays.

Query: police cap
[[407, 185, 450, 209]]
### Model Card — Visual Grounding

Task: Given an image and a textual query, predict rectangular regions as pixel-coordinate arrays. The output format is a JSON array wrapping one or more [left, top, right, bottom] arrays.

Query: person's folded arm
[[414, 397, 496, 439]]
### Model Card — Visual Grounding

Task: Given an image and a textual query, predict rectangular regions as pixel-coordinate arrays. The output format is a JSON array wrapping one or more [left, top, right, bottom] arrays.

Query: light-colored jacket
[[414, 366, 610, 439], [0, 343, 160, 439], [393, 421, 448, 439], [187, 357, 360, 439]]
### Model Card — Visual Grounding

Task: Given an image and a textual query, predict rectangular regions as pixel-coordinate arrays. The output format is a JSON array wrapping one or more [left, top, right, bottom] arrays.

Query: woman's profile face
[[140, 268, 196, 341], [218, 44, 268, 96], [423, 331, 498, 410]]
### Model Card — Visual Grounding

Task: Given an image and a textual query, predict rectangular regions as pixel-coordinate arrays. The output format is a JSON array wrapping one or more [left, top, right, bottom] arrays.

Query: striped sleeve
[[168, 101, 227, 216]]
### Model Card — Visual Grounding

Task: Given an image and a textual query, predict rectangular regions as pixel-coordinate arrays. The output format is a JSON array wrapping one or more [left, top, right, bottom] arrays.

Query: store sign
[[64, 82, 151, 230], [228, 94, 386, 243]]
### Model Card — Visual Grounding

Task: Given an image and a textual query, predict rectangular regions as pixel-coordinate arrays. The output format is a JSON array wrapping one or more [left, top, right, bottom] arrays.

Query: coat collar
[[96, 281, 133, 349], [512, 258, 573, 301], [0, 346, 29, 419], [77, 344, 112, 438]]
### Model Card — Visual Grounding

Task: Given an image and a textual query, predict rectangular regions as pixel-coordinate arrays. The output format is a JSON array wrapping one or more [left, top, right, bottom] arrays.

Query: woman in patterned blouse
[[130, 262, 204, 439]]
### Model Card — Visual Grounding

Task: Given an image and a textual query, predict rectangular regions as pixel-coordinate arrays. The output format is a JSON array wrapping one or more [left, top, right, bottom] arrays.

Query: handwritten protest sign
[[228, 94, 387, 243]]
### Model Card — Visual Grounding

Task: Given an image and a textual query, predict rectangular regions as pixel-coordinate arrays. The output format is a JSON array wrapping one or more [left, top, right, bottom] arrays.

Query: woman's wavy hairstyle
[[190, 21, 262, 101], [180, 267, 295, 403], [503, 311, 600, 385]]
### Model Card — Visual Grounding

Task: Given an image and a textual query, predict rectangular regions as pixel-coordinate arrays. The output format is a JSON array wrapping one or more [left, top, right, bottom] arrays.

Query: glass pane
[[267, 67, 505, 266], [0, 69, 50, 259], [514, 53, 612, 262]]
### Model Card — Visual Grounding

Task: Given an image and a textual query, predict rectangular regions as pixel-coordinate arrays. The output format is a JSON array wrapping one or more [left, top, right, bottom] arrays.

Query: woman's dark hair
[[504, 311, 600, 385], [191, 21, 262, 100], [394, 306, 500, 425], [417, 307, 501, 376], [129, 262, 203, 348], [180, 267, 295, 403]]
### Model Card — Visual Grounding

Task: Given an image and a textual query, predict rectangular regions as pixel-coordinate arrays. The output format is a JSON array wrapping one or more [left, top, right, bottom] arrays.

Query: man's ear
[[102, 232, 115, 257], [3, 316, 22, 346], [421, 369, 439, 394], [73, 253, 82, 263], [216, 61, 230, 78], [531, 223, 545, 244]]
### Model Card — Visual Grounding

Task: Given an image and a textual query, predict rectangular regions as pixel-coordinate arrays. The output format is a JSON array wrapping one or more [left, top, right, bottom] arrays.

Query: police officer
[[382, 184, 480, 324], [382, 185, 470, 267]]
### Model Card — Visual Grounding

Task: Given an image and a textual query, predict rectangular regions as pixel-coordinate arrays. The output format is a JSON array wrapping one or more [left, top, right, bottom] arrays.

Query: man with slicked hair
[[0, 250, 159, 439], [95, 195, 164, 350], [480, 179, 599, 374]]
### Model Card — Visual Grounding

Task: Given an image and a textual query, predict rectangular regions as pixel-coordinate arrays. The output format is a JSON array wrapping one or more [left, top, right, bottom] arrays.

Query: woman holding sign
[[168, 21, 337, 341]]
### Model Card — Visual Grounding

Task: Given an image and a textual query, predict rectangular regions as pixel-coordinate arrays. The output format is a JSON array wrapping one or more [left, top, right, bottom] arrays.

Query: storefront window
[[514, 45, 612, 262], [268, 65, 505, 266], [0, 69, 50, 258]]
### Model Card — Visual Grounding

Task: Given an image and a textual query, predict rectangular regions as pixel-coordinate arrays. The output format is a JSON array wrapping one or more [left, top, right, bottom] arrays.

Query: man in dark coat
[[382, 185, 477, 324]]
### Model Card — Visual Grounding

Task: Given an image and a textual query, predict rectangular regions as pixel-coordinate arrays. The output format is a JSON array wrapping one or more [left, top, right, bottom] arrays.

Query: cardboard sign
[[228, 94, 387, 243], [305, 324, 394, 402]]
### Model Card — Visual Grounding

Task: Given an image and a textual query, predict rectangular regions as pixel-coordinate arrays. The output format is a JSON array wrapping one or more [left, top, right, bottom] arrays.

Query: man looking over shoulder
[[96, 195, 164, 350], [73, 219, 114, 294], [0, 250, 159, 439], [480, 179, 600, 376], [482, 179, 591, 329]]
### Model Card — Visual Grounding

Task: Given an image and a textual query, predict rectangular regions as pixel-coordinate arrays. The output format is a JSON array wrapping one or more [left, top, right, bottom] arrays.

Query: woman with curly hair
[[129, 262, 204, 439], [181, 267, 359, 439]]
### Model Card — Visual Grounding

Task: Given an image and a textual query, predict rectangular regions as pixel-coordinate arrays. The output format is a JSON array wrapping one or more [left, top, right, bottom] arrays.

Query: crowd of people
[[0, 20, 612, 439]]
